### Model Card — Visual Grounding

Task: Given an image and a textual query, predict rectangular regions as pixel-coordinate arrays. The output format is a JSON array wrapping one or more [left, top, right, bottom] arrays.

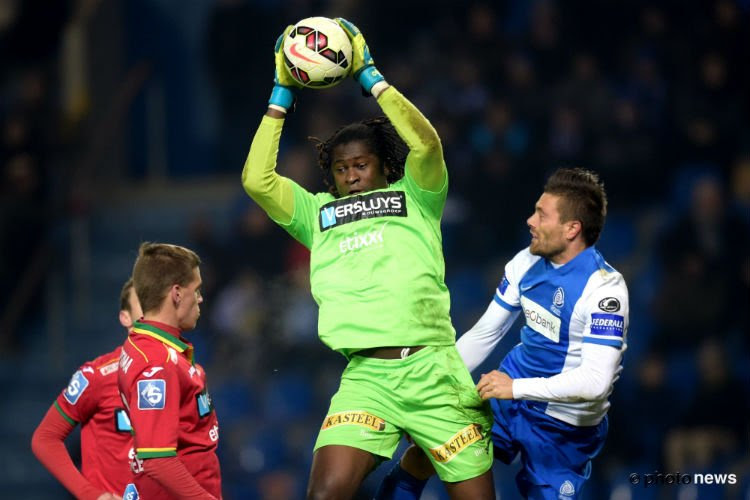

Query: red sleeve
[[56, 365, 100, 424], [31, 404, 107, 500], [143, 457, 218, 499]]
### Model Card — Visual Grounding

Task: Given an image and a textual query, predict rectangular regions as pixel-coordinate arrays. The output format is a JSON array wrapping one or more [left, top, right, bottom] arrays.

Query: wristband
[[268, 85, 295, 111], [356, 66, 385, 95], [371, 81, 390, 99], [268, 104, 287, 114]]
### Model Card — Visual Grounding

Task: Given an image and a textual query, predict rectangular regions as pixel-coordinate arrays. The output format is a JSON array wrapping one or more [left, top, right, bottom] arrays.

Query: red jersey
[[118, 320, 221, 499], [54, 346, 133, 494]]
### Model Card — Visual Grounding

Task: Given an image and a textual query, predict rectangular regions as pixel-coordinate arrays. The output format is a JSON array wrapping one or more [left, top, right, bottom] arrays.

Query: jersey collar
[[548, 246, 595, 273], [131, 320, 194, 362]]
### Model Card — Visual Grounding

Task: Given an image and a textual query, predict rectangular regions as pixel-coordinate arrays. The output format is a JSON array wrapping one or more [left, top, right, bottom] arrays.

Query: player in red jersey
[[118, 242, 221, 499], [32, 278, 143, 500]]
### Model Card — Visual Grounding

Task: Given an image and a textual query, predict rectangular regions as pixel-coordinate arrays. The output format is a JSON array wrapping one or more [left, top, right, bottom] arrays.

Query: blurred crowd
[[1, 0, 749, 498]]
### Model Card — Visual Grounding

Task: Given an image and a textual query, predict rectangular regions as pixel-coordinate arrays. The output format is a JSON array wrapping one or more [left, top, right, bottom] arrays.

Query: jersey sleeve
[[276, 180, 329, 249], [401, 166, 448, 224], [456, 301, 520, 373], [54, 363, 100, 425], [31, 405, 106, 500], [512, 342, 623, 402], [494, 248, 537, 311], [126, 362, 180, 460], [377, 86, 446, 193], [241, 115, 296, 224], [580, 272, 629, 349]]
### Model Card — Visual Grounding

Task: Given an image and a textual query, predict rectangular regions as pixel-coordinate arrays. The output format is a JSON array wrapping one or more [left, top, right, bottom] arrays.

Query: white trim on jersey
[[457, 246, 629, 427]]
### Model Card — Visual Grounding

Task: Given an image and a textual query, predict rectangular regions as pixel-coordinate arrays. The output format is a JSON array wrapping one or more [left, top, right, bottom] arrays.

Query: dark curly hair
[[544, 167, 608, 246], [311, 116, 407, 197]]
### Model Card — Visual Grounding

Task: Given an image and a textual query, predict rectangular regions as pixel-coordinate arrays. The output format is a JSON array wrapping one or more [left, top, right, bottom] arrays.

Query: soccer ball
[[283, 17, 352, 88]]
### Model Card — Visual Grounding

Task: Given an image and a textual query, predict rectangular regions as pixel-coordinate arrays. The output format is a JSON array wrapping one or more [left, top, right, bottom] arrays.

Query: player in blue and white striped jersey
[[376, 168, 629, 500]]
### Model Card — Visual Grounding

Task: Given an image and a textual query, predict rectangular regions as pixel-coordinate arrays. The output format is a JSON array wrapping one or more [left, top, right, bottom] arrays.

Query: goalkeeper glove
[[269, 25, 300, 113], [335, 18, 387, 97]]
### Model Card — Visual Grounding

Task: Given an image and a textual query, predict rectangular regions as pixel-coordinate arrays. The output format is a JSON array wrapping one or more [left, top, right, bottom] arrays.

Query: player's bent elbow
[[30, 428, 46, 460], [241, 165, 265, 199], [241, 165, 255, 194], [422, 135, 442, 155], [410, 138, 443, 163], [583, 380, 612, 401]]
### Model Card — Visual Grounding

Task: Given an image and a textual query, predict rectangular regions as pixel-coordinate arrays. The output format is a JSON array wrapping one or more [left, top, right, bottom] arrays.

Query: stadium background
[[1, 0, 748, 498]]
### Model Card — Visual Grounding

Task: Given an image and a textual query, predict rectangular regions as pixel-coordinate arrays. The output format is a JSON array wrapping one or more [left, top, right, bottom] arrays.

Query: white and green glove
[[268, 25, 300, 113], [335, 18, 388, 97]]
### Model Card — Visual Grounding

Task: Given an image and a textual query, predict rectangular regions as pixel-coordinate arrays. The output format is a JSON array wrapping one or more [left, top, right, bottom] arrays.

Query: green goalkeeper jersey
[[282, 167, 454, 357], [243, 87, 455, 358]]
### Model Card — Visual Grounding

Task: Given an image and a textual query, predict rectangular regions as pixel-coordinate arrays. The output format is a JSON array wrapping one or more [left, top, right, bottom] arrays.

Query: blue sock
[[374, 462, 429, 500]]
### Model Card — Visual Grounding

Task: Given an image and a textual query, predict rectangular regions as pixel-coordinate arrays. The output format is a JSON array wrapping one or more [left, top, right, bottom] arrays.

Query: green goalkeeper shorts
[[313, 345, 494, 482]]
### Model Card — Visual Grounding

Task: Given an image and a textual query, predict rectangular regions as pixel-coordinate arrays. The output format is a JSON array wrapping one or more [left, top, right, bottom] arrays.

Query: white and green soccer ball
[[283, 16, 353, 88]]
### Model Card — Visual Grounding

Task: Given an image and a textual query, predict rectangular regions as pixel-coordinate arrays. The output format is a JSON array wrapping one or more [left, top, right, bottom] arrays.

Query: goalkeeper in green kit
[[242, 18, 495, 499]]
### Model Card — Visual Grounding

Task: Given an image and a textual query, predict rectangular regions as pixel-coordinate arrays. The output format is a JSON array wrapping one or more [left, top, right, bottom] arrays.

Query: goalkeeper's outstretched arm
[[336, 17, 446, 192], [241, 114, 295, 225], [378, 88, 446, 191], [241, 26, 300, 225]]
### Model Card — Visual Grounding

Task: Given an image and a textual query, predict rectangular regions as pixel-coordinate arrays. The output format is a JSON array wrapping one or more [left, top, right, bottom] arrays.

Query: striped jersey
[[495, 246, 629, 426]]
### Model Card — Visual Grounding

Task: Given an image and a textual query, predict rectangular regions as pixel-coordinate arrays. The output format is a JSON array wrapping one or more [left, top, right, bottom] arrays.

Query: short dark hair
[[132, 243, 201, 315], [119, 277, 135, 313], [544, 168, 608, 246], [313, 116, 407, 197]]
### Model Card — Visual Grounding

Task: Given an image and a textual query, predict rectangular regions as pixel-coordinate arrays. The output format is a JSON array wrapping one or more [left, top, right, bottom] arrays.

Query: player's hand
[[477, 370, 514, 400], [273, 25, 299, 89], [335, 18, 386, 96], [269, 25, 299, 112]]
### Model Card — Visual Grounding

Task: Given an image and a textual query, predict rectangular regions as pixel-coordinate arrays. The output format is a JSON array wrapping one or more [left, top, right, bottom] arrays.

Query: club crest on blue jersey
[[64, 370, 90, 405], [559, 480, 575, 497], [137, 379, 166, 410], [551, 286, 565, 315], [590, 313, 624, 337], [553, 287, 565, 307]]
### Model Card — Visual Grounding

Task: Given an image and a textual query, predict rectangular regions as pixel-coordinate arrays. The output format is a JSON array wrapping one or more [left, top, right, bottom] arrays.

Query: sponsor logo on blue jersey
[[319, 191, 407, 231], [521, 296, 561, 342], [598, 297, 621, 312], [499, 275, 510, 295], [64, 370, 90, 405], [590, 313, 624, 337], [137, 379, 166, 410]]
